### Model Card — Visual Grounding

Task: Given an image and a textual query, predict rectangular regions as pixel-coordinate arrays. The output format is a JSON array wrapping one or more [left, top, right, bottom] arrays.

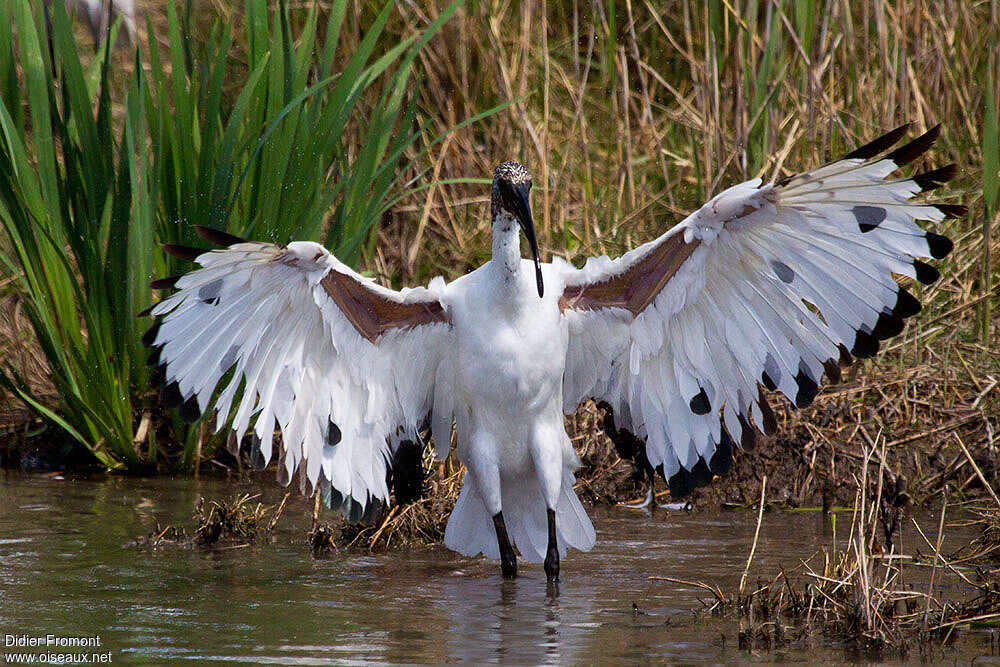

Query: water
[[0, 472, 994, 664]]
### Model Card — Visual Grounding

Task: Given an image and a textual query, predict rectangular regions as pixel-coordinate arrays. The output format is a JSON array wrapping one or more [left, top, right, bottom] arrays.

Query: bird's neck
[[491, 213, 523, 282]]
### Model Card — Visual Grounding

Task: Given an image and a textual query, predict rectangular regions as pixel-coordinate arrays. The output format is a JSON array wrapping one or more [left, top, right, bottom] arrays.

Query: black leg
[[544, 508, 559, 582], [492, 511, 517, 578]]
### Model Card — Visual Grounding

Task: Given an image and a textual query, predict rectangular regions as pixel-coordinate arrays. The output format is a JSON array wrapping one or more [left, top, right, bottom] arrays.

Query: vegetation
[[655, 445, 1000, 656], [0, 1, 997, 504], [0, 0, 488, 469]]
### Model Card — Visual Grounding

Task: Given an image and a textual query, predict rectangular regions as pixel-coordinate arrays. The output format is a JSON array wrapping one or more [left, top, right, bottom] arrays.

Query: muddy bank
[[2, 390, 997, 522]]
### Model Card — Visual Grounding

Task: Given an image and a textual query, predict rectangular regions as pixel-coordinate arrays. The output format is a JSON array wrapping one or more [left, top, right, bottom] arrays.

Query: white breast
[[446, 262, 567, 449]]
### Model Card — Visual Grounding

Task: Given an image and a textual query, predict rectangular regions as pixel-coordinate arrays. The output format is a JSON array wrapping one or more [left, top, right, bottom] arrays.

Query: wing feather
[[145, 238, 453, 517], [559, 125, 959, 496]]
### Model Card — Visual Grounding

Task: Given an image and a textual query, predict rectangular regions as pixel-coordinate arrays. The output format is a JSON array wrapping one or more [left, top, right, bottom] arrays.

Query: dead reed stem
[[922, 494, 947, 631], [739, 474, 767, 597]]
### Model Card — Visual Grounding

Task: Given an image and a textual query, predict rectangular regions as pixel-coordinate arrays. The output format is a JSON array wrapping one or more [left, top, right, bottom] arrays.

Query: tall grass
[[390, 0, 994, 304], [1, 0, 997, 476], [0, 0, 483, 470], [981, 55, 999, 339]]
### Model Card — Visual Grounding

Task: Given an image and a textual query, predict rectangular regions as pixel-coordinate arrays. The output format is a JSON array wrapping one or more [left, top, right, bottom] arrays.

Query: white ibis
[[144, 125, 960, 581]]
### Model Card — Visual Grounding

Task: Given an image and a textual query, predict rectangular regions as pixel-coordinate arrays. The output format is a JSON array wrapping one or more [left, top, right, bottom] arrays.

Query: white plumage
[[145, 126, 959, 579]]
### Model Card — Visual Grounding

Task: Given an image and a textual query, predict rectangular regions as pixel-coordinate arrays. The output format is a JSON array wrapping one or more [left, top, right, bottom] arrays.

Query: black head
[[491, 160, 543, 297]]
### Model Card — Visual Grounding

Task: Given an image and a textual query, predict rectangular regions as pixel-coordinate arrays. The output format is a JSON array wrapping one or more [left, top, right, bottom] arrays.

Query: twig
[[266, 492, 290, 533], [910, 517, 978, 589], [922, 494, 948, 631], [311, 486, 321, 534], [739, 474, 767, 597], [954, 433, 1000, 509], [649, 575, 728, 603], [368, 505, 400, 549], [927, 611, 1000, 631]]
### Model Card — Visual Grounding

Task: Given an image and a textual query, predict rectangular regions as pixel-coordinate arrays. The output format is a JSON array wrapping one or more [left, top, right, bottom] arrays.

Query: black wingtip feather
[[873, 311, 905, 340], [912, 163, 957, 191], [761, 371, 778, 391], [885, 124, 941, 166], [159, 381, 184, 409], [150, 275, 181, 290], [141, 321, 161, 347], [137, 304, 156, 318], [711, 430, 734, 476], [822, 358, 842, 384], [843, 123, 910, 160], [757, 389, 778, 435], [913, 260, 940, 284], [936, 204, 967, 219], [926, 232, 953, 259], [145, 345, 161, 368], [162, 244, 205, 262], [149, 363, 166, 389], [690, 457, 713, 487], [689, 388, 711, 415], [195, 226, 247, 247], [667, 468, 693, 499], [389, 439, 426, 505], [894, 288, 922, 318], [851, 329, 880, 359], [668, 445, 728, 498], [180, 394, 201, 424], [794, 366, 818, 409], [249, 437, 267, 471], [737, 414, 760, 451]]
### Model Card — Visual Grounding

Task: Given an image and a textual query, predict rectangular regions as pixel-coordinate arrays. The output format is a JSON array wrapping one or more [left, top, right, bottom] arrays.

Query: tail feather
[[557, 472, 597, 552], [444, 477, 500, 559], [444, 470, 596, 563]]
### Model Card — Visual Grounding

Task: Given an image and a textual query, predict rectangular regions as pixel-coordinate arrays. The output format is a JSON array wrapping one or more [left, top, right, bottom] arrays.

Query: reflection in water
[[437, 575, 592, 664], [0, 472, 988, 664]]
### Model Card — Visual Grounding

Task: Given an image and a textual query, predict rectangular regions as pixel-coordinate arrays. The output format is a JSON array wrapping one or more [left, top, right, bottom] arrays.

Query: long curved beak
[[511, 183, 544, 298]]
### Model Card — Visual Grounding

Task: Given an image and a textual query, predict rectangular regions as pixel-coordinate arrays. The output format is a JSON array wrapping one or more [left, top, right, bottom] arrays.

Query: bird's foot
[[493, 511, 517, 578], [544, 547, 559, 582], [500, 552, 518, 579]]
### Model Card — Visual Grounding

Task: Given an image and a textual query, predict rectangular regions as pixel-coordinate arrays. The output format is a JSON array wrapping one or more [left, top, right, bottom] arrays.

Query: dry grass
[[377, 1, 994, 290], [192, 491, 288, 546], [650, 445, 1000, 657], [126, 491, 290, 549], [2, 2, 998, 527]]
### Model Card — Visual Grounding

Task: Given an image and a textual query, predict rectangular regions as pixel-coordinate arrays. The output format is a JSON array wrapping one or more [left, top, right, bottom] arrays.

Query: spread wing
[[557, 125, 961, 497], [143, 227, 452, 519]]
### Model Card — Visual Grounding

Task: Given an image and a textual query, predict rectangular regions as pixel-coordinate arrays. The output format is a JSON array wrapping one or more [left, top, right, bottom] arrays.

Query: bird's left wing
[[556, 125, 961, 497], [144, 228, 452, 519]]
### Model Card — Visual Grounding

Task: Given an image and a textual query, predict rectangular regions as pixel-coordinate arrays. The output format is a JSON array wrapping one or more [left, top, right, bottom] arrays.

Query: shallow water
[[0, 472, 995, 664]]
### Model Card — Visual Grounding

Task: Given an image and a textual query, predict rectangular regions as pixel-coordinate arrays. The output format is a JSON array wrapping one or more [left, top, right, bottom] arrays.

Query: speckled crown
[[491, 161, 532, 220], [493, 160, 531, 185]]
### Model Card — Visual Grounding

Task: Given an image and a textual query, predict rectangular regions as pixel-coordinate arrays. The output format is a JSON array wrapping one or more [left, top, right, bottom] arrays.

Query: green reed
[[0, 0, 485, 470]]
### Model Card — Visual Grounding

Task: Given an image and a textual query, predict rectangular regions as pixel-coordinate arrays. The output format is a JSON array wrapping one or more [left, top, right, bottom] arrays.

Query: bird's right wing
[[144, 228, 453, 519], [556, 125, 961, 496]]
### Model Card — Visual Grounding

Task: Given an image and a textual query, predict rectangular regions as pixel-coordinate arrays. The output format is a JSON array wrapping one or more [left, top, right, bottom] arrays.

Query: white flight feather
[[558, 141, 950, 485], [151, 241, 453, 514]]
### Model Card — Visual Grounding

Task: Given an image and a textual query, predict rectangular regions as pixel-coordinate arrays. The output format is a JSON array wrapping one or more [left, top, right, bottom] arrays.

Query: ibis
[[144, 125, 960, 581]]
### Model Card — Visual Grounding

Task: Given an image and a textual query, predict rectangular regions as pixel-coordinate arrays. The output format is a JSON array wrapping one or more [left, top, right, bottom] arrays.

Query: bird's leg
[[544, 508, 559, 582], [492, 511, 517, 578]]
